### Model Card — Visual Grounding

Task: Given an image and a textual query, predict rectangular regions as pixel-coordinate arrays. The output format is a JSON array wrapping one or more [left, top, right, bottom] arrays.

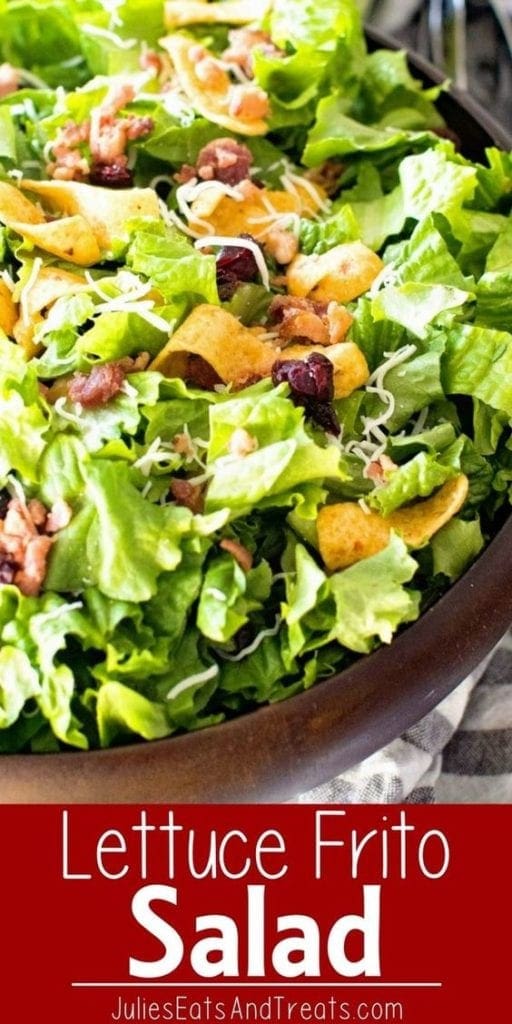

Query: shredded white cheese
[[360, 344, 417, 444], [167, 663, 219, 701], [219, 616, 282, 663], [133, 436, 176, 477], [194, 235, 270, 290], [281, 168, 331, 214]]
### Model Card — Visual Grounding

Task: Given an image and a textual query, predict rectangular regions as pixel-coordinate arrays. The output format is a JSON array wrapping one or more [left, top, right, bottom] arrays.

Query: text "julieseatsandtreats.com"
[[109, 994, 405, 1022]]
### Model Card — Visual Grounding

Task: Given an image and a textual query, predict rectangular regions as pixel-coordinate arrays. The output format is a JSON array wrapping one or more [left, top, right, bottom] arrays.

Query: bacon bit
[[223, 29, 282, 78], [14, 536, 53, 598], [264, 228, 299, 266], [327, 302, 353, 344], [68, 361, 126, 408], [140, 49, 163, 77], [46, 499, 73, 534], [0, 62, 20, 99], [174, 163, 197, 185], [228, 428, 258, 458], [118, 351, 151, 373], [0, 496, 65, 597], [27, 499, 48, 529], [175, 138, 253, 189], [228, 86, 269, 121], [305, 160, 345, 198], [270, 295, 352, 347], [220, 538, 253, 573], [365, 453, 398, 483], [172, 432, 196, 458], [48, 83, 153, 183], [169, 478, 204, 514]]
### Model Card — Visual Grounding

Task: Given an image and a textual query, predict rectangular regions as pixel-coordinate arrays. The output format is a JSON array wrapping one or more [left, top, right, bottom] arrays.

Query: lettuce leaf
[[368, 451, 458, 516], [442, 323, 512, 415], [328, 534, 420, 654]]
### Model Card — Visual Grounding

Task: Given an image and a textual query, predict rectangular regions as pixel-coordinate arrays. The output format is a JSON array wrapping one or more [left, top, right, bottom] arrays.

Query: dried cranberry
[[272, 352, 334, 402], [272, 352, 340, 436], [89, 162, 134, 188], [216, 234, 260, 300], [0, 559, 17, 585]]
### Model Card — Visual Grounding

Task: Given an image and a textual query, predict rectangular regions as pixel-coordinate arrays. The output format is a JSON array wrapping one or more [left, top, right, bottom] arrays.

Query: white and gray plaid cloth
[[299, 631, 512, 804]]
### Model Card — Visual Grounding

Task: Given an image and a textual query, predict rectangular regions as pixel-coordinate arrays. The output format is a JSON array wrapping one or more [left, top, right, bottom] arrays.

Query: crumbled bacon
[[269, 295, 352, 347], [48, 82, 153, 183], [223, 29, 282, 78], [0, 62, 20, 99], [140, 49, 164, 77], [172, 433, 196, 458], [169, 479, 204, 514], [193, 138, 253, 188], [220, 538, 253, 573], [270, 295, 329, 345], [0, 496, 71, 597], [365, 454, 397, 483], [14, 536, 54, 598], [305, 160, 345, 198], [68, 361, 126, 408], [118, 351, 151, 373]]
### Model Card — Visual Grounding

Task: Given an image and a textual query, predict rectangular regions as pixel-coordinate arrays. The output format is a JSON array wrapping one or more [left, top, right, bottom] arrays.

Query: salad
[[0, 0, 511, 754]]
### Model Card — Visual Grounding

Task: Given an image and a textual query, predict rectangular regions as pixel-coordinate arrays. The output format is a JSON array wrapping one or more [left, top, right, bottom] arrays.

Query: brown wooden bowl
[[1, 33, 511, 802]]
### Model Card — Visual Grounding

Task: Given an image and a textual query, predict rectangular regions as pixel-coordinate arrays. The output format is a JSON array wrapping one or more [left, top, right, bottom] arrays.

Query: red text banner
[[0, 805, 510, 1022]]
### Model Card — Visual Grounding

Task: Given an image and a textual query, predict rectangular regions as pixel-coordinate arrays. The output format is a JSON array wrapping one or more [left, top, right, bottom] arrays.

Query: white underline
[[71, 982, 442, 989]]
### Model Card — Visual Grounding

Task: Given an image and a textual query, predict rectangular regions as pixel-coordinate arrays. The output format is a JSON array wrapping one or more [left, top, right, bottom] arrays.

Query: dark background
[[367, 0, 512, 134]]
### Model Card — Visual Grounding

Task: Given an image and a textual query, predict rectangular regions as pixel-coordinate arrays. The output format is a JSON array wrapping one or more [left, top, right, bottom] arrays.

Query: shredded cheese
[[194, 235, 270, 290], [219, 616, 282, 663], [167, 663, 219, 701], [411, 405, 430, 435], [360, 344, 417, 444], [282, 169, 332, 214], [133, 436, 176, 477]]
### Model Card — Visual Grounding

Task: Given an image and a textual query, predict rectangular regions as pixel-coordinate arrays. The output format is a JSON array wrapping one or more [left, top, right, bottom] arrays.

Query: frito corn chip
[[191, 183, 325, 238], [0, 280, 17, 337], [161, 34, 268, 136], [0, 181, 45, 227], [150, 304, 276, 385], [9, 216, 101, 266], [318, 476, 469, 571], [318, 503, 390, 570], [281, 342, 369, 398], [287, 241, 384, 304], [390, 475, 469, 548], [165, 0, 271, 27], [21, 180, 160, 254], [13, 266, 85, 356]]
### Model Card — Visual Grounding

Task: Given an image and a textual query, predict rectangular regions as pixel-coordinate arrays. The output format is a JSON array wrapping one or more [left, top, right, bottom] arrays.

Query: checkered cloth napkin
[[298, 631, 512, 804]]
